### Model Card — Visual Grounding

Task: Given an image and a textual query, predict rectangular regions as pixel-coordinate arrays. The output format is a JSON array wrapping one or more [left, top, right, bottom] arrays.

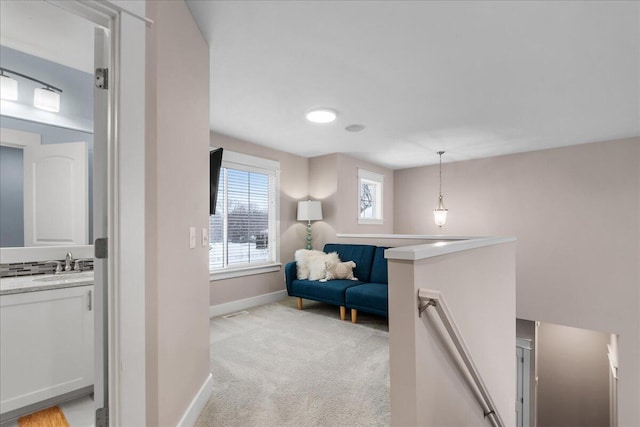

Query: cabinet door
[[0, 286, 94, 414]]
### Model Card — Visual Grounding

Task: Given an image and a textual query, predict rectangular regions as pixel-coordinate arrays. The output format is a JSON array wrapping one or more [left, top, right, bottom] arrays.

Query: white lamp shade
[[34, 87, 60, 112], [297, 200, 323, 221], [434, 209, 448, 227], [1, 75, 18, 101]]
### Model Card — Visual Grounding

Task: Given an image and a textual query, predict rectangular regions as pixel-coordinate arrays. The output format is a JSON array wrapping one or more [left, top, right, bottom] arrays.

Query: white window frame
[[209, 149, 281, 280], [358, 168, 384, 225]]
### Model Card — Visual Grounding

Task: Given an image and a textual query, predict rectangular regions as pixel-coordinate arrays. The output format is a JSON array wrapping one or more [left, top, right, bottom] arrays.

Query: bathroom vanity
[[0, 273, 94, 415]]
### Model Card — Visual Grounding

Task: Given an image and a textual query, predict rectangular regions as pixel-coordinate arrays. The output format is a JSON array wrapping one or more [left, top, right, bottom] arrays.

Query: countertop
[[0, 271, 94, 295]]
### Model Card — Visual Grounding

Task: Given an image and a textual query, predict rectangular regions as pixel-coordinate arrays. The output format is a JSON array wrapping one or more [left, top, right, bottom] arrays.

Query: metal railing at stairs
[[418, 288, 505, 427]]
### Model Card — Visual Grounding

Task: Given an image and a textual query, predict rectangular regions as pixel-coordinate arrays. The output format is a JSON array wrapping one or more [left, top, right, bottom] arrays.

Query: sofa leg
[[340, 306, 346, 321], [296, 297, 302, 310], [351, 309, 358, 324]]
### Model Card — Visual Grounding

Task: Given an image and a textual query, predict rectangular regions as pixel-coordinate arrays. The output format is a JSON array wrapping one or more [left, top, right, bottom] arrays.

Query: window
[[358, 169, 383, 224], [209, 150, 280, 279]]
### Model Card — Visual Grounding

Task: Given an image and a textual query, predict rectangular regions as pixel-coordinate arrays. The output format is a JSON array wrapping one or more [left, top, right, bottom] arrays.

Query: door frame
[[45, 1, 149, 425], [517, 338, 532, 427]]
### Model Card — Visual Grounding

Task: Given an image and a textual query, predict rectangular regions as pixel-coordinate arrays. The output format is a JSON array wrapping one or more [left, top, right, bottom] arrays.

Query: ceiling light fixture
[[0, 67, 63, 112], [306, 108, 337, 124], [433, 151, 448, 228]]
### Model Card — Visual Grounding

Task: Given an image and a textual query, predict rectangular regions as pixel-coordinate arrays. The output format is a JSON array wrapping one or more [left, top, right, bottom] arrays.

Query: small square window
[[358, 169, 383, 224]]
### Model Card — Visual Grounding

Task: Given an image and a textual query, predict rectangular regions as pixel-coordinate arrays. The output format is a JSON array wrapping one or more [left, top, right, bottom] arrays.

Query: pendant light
[[433, 151, 448, 227]]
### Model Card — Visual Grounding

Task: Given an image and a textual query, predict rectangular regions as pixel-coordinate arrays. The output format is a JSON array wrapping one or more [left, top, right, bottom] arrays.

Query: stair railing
[[418, 288, 505, 427]]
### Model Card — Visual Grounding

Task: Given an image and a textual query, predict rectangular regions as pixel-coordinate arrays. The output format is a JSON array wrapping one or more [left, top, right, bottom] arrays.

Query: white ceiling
[[0, 1, 95, 74], [187, 0, 639, 169], [2, 1, 636, 169]]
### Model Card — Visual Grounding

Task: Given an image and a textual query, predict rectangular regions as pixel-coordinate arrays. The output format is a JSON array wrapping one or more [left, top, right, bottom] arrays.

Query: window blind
[[209, 166, 272, 272]]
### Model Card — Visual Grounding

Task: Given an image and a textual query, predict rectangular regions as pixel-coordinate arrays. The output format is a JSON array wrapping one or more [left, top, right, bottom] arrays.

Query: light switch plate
[[201, 228, 208, 247], [189, 227, 196, 249]]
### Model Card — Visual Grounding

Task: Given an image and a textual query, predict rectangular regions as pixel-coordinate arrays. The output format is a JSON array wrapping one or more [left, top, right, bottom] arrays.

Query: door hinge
[[95, 238, 108, 259], [96, 407, 109, 427], [95, 68, 108, 89]]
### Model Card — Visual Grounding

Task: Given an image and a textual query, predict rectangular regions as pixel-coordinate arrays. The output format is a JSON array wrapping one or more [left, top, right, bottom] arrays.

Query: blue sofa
[[284, 243, 389, 323]]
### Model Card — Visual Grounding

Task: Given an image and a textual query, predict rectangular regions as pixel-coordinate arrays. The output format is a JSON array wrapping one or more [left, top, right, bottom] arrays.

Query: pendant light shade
[[433, 151, 448, 228], [0, 74, 18, 101], [34, 87, 61, 112], [434, 195, 447, 227]]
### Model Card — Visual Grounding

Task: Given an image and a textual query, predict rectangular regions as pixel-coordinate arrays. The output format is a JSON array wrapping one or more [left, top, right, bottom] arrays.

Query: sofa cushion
[[323, 244, 376, 283], [345, 283, 389, 317], [369, 247, 389, 284], [291, 279, 365, 306]]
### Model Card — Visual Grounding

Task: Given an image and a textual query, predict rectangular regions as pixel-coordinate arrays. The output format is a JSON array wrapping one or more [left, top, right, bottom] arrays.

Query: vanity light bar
[[0, 67, 63, 112]]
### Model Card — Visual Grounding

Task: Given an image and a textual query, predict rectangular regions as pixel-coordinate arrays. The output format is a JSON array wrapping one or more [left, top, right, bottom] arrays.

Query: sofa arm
[[284, 261, 298, 295]]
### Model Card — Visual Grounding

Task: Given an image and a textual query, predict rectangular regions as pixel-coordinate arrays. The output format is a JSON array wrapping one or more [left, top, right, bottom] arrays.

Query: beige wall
[[537, 323, 610, 427], [207, 139, 394, 306], [146, 2, 211, 425], [308, 154, 339, 250], [309, 153, 394, 248], [394, 138, 640, 426], [209, 132, 309, 305], [388, 242, 516, 426]]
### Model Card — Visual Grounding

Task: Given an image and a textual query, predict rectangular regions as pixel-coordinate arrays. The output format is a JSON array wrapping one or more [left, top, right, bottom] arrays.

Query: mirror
[[0, 1, 95, 249]]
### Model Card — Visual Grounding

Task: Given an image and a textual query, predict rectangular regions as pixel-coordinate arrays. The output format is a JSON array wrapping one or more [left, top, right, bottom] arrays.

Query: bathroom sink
[[33, 272, 94, 283]]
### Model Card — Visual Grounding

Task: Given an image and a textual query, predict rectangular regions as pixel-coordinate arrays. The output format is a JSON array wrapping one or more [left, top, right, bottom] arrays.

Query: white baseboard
[[176, 373, 213, 427], [209, 289, 288, 318]]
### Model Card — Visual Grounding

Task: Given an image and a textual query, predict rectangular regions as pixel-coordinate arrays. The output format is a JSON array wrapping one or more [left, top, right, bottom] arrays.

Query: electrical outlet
[[189, 227, 196, 249]]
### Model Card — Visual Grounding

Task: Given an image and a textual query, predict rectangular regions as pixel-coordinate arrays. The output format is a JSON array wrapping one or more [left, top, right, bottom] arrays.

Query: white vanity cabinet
[[0, 284, 94, 414]]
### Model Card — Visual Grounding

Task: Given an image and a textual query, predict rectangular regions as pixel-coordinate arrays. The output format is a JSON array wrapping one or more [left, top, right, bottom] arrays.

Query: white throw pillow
[[308, 252, 340, 281], [295, 249, 325, 280]]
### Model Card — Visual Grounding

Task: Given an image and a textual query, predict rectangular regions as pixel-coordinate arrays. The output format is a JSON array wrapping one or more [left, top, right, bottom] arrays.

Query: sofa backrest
[[369, 246, 389, 284], [323, 243, 377, 283]]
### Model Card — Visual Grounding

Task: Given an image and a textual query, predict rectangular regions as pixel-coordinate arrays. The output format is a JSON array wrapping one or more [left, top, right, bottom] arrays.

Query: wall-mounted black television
[[210, 148, 223, 215]]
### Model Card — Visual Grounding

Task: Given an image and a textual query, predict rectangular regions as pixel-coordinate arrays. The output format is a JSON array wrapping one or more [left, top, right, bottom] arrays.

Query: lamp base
[[306, 223, 312, 250]]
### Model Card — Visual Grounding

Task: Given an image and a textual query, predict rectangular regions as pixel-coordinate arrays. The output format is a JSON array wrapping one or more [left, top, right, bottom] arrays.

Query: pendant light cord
[[438, 151, 444, 197]]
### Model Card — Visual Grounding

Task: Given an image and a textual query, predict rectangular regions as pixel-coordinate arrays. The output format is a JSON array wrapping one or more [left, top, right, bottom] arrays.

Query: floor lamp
[[297, 200, 323, 250]]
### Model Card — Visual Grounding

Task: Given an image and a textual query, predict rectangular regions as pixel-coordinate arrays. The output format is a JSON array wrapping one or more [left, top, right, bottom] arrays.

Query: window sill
[[358, 218, 384, 225], [209, 263, 282, 281]]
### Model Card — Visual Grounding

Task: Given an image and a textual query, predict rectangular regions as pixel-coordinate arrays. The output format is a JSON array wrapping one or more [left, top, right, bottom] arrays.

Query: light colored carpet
[[195, 299, 390, 427]]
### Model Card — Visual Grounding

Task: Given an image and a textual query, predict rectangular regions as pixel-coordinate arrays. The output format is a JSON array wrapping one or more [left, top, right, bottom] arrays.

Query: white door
[[23, 142, 88, 246]]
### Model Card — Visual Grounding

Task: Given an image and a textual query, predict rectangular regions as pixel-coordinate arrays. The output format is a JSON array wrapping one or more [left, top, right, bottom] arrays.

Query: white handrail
[[418, 288, 505, 427]]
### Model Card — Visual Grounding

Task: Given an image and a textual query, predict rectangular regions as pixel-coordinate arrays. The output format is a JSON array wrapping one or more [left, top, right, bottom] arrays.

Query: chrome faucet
[[64, 252, 74, 272]]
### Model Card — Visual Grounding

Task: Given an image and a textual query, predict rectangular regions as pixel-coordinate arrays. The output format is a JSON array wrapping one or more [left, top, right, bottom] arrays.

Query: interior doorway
[[0, 1, 111, 425], [517, 318, 618, 427]]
